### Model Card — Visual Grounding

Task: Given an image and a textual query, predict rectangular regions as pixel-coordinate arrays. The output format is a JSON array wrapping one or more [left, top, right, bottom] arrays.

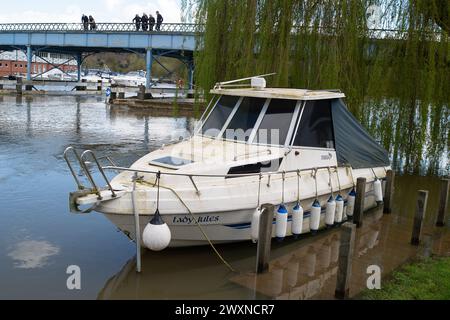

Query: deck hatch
[[149, 156, 193, 169]]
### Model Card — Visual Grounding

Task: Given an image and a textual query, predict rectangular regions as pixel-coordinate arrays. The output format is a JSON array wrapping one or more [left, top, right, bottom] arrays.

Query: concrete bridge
[[0, 23, 199, 88]]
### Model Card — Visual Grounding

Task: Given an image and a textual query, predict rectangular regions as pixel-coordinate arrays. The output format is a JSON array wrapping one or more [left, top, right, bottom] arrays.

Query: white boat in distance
[[65, 75, 391, 248]]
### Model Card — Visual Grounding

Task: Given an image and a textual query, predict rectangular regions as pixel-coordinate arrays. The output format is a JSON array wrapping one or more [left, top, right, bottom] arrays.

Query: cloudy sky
[[0, 0, 184, 23]]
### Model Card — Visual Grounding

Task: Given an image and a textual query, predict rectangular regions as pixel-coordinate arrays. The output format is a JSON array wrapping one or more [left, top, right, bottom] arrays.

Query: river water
[[0, 95, 448, 299]]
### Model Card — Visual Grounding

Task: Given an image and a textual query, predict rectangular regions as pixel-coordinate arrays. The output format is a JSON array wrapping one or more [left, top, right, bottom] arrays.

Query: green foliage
[[190, 0, 449, 175], [360, 257, 450, 300]]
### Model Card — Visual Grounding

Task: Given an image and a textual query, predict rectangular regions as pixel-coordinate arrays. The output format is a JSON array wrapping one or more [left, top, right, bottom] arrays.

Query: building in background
[[0, 50, 77, 78]]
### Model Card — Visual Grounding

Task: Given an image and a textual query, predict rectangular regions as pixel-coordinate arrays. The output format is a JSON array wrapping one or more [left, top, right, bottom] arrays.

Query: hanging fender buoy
[[335, 195, 344, 223], [250, 207, 262, 243], [374, 179, 383, 203], [291, 203, 304, 237], [310, 200, 321, 233], [142, 210, 172, 251], [325, 196, 336, 227], [276, 204, 288, 240], [346, 189, 356, 217]]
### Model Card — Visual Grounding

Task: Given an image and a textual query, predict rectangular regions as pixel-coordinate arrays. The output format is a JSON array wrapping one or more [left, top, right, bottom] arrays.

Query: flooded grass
[[359, 257, 450, 300]]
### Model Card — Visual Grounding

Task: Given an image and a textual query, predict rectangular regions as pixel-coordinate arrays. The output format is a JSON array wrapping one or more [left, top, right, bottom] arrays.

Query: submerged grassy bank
[[359, 257, 450, 300]]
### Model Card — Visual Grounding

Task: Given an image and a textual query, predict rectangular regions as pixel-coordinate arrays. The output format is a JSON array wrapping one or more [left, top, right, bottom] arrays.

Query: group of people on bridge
[[81, 15, 96, 31], [133, 11, 163, 32]]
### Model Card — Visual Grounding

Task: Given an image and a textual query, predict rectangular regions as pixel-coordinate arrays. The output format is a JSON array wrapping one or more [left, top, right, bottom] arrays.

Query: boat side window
[[254, 99, 297, 146], [293, 99, 335, 149], [201, 95, 239, 137], [227, 158, 283, 177], [223, 97, 266, 142]]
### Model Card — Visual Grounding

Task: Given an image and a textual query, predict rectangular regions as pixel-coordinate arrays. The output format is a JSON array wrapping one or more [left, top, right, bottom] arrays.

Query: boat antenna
[[214, 73, 276, 90]]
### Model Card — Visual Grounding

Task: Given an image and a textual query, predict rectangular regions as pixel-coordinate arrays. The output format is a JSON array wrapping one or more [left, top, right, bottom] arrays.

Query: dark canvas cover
[[331, 99, 390, 169]]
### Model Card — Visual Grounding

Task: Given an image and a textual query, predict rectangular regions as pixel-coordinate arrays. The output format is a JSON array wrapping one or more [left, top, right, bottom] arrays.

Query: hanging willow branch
[[189, 0, 449, 175]]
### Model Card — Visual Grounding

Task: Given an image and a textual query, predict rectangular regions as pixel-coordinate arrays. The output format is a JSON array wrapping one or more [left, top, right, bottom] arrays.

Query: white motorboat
[[65, 75, 390, 248], [111, 71, 146, 87]]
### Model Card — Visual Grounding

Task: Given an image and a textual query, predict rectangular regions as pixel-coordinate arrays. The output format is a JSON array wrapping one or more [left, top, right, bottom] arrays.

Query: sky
[[0, 0, 184, 24]]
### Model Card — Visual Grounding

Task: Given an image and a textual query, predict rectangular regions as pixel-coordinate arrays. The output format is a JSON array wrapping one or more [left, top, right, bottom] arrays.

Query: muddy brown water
[[0, 95, 448, 299]]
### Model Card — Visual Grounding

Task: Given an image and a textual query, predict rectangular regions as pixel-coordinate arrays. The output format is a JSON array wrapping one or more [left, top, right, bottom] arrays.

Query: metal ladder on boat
[[63, 146, 117, 200]]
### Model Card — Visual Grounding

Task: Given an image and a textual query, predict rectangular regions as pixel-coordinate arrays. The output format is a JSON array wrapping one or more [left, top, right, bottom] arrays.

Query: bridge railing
[[0, 23, 201, 33]]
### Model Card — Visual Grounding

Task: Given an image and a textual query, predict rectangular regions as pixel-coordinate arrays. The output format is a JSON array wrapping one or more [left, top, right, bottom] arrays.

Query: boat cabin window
[[223, 97, 266, 142], [227, 158, 283, 177], [293, 100, 335, 149], [254, 99, 297, 145], [202, 95, 239, 137]]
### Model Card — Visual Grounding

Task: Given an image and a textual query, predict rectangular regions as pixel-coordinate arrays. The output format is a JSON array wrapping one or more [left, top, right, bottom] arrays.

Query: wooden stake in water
[[383, 170, 395, 214], [256, 204, 274, 274], [335, 222, 356, 299], [353, 177, 366, 228], [436, 179, 449, 227], [131, 172, 142, 272], [411, 190, 428, 246]]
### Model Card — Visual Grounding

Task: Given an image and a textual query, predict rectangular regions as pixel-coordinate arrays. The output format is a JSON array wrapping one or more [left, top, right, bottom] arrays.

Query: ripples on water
[[0, 95, 448, 299]]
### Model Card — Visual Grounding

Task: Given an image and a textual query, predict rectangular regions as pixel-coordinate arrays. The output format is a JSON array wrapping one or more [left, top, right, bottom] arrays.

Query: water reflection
[[8, 240, 60, 269]]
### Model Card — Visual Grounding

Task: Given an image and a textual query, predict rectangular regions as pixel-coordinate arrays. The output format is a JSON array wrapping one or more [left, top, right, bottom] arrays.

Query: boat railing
[[64, 147, 355, 199]]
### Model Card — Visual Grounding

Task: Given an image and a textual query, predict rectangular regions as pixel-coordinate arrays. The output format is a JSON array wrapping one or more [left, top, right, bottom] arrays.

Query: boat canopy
[[331, 99, 390, 169], [199, 92, 390, 169]]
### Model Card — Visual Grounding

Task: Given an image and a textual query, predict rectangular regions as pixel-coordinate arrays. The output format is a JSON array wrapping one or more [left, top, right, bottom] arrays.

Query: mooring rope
[[370, 167, 378, 180], [257, 173, 262, 208], [348, 166, 356, 188], [327, 167, 334, 197], [313, 168, 319, 200], [137, 179, 236, 273], [335, 167, 342, 194], [297, 169, 301, 203]]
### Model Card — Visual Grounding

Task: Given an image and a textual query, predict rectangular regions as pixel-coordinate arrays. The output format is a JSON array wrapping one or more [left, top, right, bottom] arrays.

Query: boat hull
[[100, 183, 379, 247]]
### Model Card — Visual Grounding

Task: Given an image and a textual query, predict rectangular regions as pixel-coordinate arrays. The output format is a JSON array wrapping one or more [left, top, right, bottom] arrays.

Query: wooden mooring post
[[436, 179, 449, 227], [353, 177, 366, 228], [256, 204, 274, 274], [16, 78, 22, 95], [383, 170, 395, 214], [131, 172, 142, 273], [411, 190, 428, 246], [335, 222, 356, 299]]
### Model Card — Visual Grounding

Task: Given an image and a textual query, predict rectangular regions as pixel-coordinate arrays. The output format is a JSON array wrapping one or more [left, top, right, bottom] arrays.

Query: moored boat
[[65, 75, 390, 248]]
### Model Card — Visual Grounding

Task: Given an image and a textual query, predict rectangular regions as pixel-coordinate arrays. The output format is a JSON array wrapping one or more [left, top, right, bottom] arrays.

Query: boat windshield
[[200, 95, 300, 146]]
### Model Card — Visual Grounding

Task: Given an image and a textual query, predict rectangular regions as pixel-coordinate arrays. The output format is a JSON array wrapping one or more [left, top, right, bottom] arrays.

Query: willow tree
[[188, 0, 449, 175]]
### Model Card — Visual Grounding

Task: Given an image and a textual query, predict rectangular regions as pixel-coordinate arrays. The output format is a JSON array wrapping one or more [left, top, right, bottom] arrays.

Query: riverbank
[[359, 256, 450, 300]]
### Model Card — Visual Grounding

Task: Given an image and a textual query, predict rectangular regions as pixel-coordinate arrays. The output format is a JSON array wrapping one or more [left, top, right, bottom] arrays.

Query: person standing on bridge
[[89, 15, 97, 31], [81, 14, 89, 31], [156, 11, 163, 31], [149, 14, 155, 31], [141, 13, 149, 31], [133, 14, 141, 31]]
